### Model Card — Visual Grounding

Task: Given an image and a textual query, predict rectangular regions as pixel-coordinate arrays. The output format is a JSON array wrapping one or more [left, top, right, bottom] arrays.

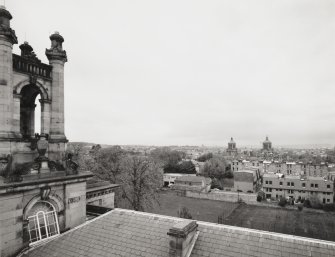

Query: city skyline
[[8, 0, 335, 146]]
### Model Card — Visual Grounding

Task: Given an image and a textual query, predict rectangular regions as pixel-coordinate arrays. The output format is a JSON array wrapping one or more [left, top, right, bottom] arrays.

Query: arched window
[[27, 201, 60, 244]]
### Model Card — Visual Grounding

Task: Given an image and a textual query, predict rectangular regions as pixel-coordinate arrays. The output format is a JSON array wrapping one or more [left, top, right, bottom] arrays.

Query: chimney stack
[[167, 220, 199, 257]]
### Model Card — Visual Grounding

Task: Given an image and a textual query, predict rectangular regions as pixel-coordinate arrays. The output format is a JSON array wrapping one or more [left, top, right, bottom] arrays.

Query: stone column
[[0, 7, 17, 139], [45, 32, 67, 142], [39, 99, 51, 135]]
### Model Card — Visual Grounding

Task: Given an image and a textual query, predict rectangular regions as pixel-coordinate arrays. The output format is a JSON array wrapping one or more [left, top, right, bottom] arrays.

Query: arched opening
[[26, 201, 60, 244], [20, 84, 42, 138], [35, 94, 41, 135]]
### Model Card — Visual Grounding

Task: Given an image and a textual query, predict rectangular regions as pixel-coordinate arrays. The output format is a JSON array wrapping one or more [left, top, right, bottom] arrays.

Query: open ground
[[148, 190, 238, 223], [148, 190, 335, 242]]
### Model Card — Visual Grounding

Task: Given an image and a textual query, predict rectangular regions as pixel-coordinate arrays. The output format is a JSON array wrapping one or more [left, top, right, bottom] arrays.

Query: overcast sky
[[8, 0, 335, 147]]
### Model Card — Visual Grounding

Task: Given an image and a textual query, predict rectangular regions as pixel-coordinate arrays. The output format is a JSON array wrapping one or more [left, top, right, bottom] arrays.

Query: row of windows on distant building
[[264, 180, 331, 189]]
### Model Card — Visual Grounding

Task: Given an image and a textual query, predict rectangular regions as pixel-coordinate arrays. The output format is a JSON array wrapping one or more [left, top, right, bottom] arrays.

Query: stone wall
[[87, 192, 115, 209], [0, 192, 24, 257], [65, 182, 87, 229], [186, 190, 257, 203]]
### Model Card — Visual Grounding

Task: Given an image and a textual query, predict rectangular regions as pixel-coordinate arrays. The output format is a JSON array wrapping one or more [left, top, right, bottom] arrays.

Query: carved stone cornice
[[0, 26, 17, 44], [45, 48, 67, 62]]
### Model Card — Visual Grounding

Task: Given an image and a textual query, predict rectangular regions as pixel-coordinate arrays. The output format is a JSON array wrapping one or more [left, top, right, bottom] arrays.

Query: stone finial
[[19, 42, 41, 63], [45, 31, 67, 62], [168, 220, 198, 257], [0, 6, 17, 44]]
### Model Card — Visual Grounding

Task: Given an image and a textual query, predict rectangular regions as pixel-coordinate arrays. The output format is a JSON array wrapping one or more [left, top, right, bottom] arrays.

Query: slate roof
[[21, 209, 335, 257]]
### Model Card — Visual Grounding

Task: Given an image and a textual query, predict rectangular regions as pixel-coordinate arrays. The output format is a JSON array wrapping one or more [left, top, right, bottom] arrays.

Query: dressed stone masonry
[[0, 6, 93, 257]]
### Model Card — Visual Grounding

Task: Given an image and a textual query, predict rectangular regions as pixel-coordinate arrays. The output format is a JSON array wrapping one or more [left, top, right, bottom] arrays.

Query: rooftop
[[20, 208, 335, 257], [175, 175, 207, 183]]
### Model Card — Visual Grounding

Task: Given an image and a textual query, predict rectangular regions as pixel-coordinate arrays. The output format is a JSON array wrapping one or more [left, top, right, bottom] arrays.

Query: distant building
[[262, 173, 334, 204], [263, 161, 329, 177], [262, 136, 272, 152], [233, 159, 330, 177], [226, 137, 238, 156], [233, 169, 261, 193], [232, 159, 262, 173], [172, 175, 211, 192], [163, 173, 196, 187]]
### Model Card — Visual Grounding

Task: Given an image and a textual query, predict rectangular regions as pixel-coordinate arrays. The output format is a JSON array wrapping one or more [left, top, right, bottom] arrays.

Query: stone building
[[233, 169, 261, 193], [226, 137, 237, 156], [263, 161, 329, 177], [262, 136, 272, 151], [0, 7, 93, 257], [172, 175, 211, 193], [263, 173, 334, 203], [233, 159, 330, 177]]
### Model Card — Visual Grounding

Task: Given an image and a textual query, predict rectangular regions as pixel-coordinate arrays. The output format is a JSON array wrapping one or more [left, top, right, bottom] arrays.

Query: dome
[[263, 136, 271, 144]]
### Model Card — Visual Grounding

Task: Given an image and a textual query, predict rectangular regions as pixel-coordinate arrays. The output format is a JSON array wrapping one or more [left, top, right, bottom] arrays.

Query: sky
[[7, 0, 335, 147]]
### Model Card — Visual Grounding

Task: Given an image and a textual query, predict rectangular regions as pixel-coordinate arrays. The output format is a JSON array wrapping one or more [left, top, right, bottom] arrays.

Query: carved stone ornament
[[0, 154, 10, 177], [29, 75, 37, 84], [40, 186, 51, 200], [45, 32, 67, 62], [36, 134, 49, 158], [65, 153, 79, 174], [20, 42, 41, 63]]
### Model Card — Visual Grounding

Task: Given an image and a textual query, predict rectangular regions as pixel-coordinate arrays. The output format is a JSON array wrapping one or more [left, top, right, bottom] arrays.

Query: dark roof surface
[[21, 209, 335, 257]]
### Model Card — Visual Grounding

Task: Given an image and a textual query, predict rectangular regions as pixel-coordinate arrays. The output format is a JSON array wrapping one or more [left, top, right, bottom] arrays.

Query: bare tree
[[118, 155, 163, 211]]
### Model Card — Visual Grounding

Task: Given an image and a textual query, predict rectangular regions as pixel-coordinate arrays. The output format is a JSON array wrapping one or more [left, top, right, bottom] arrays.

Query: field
[[223, 204, 335, 241], [148, 190, 335, 242], [148, 190, 239, 223]]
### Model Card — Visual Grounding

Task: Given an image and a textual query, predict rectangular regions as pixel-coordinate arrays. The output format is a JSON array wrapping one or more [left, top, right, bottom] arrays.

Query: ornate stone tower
[[0, 7, 92, 257], [226, 137, 237, 156], [262, 136, 272, 151]]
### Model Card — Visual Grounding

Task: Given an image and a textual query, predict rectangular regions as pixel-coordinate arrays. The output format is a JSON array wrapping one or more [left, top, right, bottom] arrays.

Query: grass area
[[147, 190, 335, 242], [223, 204, 335, 241], [147, 190, 239, 223]]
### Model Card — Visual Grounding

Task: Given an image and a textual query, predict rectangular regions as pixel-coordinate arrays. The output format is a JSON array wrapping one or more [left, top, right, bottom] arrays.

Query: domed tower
[[227, 137, 237, 156], [263, 136, 272, 151]]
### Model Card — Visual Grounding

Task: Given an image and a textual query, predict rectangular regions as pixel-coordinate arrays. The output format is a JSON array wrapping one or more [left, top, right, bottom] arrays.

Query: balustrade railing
[[12, 54, 52, 79]]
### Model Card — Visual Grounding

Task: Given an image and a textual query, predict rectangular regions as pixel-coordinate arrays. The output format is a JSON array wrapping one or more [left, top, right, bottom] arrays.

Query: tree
[[309, 195, 322, 209], [196, 153, 213, 162], [150, 147, 185, 166], [88, 145, 126, 183], [77, 145, 163, 211], [118, 155, 163, 211], [177, 207, 192, 219], [201, 157, 227, 180], [278, 197, 287, 207]]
